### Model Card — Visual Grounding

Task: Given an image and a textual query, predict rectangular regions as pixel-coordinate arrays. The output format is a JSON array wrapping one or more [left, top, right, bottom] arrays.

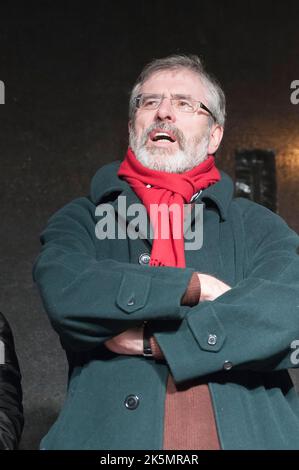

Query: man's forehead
[[140, 68, 204, 95]]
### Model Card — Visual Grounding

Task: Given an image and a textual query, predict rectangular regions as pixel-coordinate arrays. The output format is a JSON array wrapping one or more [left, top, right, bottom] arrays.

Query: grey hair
[[129, 54, 226, 127]]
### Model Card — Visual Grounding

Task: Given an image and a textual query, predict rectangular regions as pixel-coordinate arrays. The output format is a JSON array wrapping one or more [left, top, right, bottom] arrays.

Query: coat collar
[[90, 160, 234, 222]]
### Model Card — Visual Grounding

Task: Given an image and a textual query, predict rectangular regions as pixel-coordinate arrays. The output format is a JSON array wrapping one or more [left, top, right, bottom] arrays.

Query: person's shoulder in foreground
[[0, 312, 24, 450]]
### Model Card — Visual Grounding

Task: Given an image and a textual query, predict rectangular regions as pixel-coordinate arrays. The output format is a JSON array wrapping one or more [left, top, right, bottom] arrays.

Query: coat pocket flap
[[116, 272, 151, 314], [187, 305, 226, 352]]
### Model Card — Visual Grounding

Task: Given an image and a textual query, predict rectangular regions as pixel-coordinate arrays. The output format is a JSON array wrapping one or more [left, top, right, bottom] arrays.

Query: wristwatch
[[143, 321, 153, 357]]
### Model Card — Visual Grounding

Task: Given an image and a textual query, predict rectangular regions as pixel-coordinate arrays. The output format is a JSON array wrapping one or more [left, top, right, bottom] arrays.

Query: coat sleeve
[[153, 200, 299, 383], [0, 313, 24, 450], [33, 197, 194, 351]]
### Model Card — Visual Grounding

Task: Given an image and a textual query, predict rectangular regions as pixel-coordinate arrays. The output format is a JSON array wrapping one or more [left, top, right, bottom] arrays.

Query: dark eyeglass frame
[[135, 93, 216, 122]]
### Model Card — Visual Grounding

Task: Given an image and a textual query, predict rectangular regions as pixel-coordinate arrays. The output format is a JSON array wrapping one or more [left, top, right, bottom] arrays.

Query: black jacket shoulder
[[0, 312, 24, 449]]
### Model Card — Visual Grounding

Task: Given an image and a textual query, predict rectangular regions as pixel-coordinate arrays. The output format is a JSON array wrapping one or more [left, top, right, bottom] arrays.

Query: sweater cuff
[[180, 272, 201, 306]]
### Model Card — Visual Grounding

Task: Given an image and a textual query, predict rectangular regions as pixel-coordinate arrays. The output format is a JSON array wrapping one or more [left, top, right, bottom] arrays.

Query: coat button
[[207, 334, 217, 345], [124, 394, 139, 410], [223, 360, 233, 371], [139, 253, 151, 265], [127, 297, 135, 306]]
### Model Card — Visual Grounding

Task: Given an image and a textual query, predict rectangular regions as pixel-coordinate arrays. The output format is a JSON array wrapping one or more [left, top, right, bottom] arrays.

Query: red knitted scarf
[[118, 147, 220, 268]]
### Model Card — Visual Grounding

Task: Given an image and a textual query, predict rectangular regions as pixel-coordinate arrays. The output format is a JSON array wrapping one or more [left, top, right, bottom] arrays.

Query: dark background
[[0, 0, 299, 449]]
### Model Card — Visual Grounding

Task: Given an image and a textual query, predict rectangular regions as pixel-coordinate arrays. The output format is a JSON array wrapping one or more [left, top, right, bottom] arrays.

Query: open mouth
[[149, 129, 177, 143]]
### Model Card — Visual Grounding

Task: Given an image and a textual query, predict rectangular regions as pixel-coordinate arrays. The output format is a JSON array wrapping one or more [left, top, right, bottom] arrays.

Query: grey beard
[[129, 125, 210, 173]]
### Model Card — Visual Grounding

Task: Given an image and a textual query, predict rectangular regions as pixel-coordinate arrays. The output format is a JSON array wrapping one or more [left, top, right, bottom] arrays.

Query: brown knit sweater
[[149, 272, 221, 450]]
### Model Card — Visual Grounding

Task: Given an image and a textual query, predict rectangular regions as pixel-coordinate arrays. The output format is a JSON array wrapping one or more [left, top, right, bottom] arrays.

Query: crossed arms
[[104, 273, 231, 355], [33, 196, 299, 383]]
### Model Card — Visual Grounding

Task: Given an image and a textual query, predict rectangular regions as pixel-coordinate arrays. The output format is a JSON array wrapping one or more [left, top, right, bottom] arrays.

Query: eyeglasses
[[135, 93, 216, 121]]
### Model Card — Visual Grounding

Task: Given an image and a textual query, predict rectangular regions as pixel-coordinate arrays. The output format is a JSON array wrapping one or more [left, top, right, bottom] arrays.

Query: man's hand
[[198, 273, 231, 301], [104, 326, 144, 355]]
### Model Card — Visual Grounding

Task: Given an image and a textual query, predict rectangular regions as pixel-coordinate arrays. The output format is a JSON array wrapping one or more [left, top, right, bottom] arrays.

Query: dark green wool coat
[[33, 161, 299, 450]]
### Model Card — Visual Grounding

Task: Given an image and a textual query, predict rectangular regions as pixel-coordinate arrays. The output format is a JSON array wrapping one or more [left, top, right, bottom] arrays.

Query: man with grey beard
[[128, 58, 219, 174], [34, 54, 299, 450], [129, 120, 211, 173]]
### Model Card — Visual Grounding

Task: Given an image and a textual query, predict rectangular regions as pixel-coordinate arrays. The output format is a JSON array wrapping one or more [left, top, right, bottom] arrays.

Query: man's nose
[[155, 97, 176, 122]]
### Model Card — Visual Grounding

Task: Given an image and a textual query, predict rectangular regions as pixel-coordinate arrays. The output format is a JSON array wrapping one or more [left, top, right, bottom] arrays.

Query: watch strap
[[143, 321, 153, 357]]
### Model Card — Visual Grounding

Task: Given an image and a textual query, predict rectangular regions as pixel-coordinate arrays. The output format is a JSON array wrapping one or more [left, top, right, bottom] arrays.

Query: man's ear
[[128, 120, 132, 134], [207, 124, 224, 155]]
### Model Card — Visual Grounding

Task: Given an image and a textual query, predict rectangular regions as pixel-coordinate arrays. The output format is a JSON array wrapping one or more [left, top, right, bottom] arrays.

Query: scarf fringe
[[150, 258, 165, 267]]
